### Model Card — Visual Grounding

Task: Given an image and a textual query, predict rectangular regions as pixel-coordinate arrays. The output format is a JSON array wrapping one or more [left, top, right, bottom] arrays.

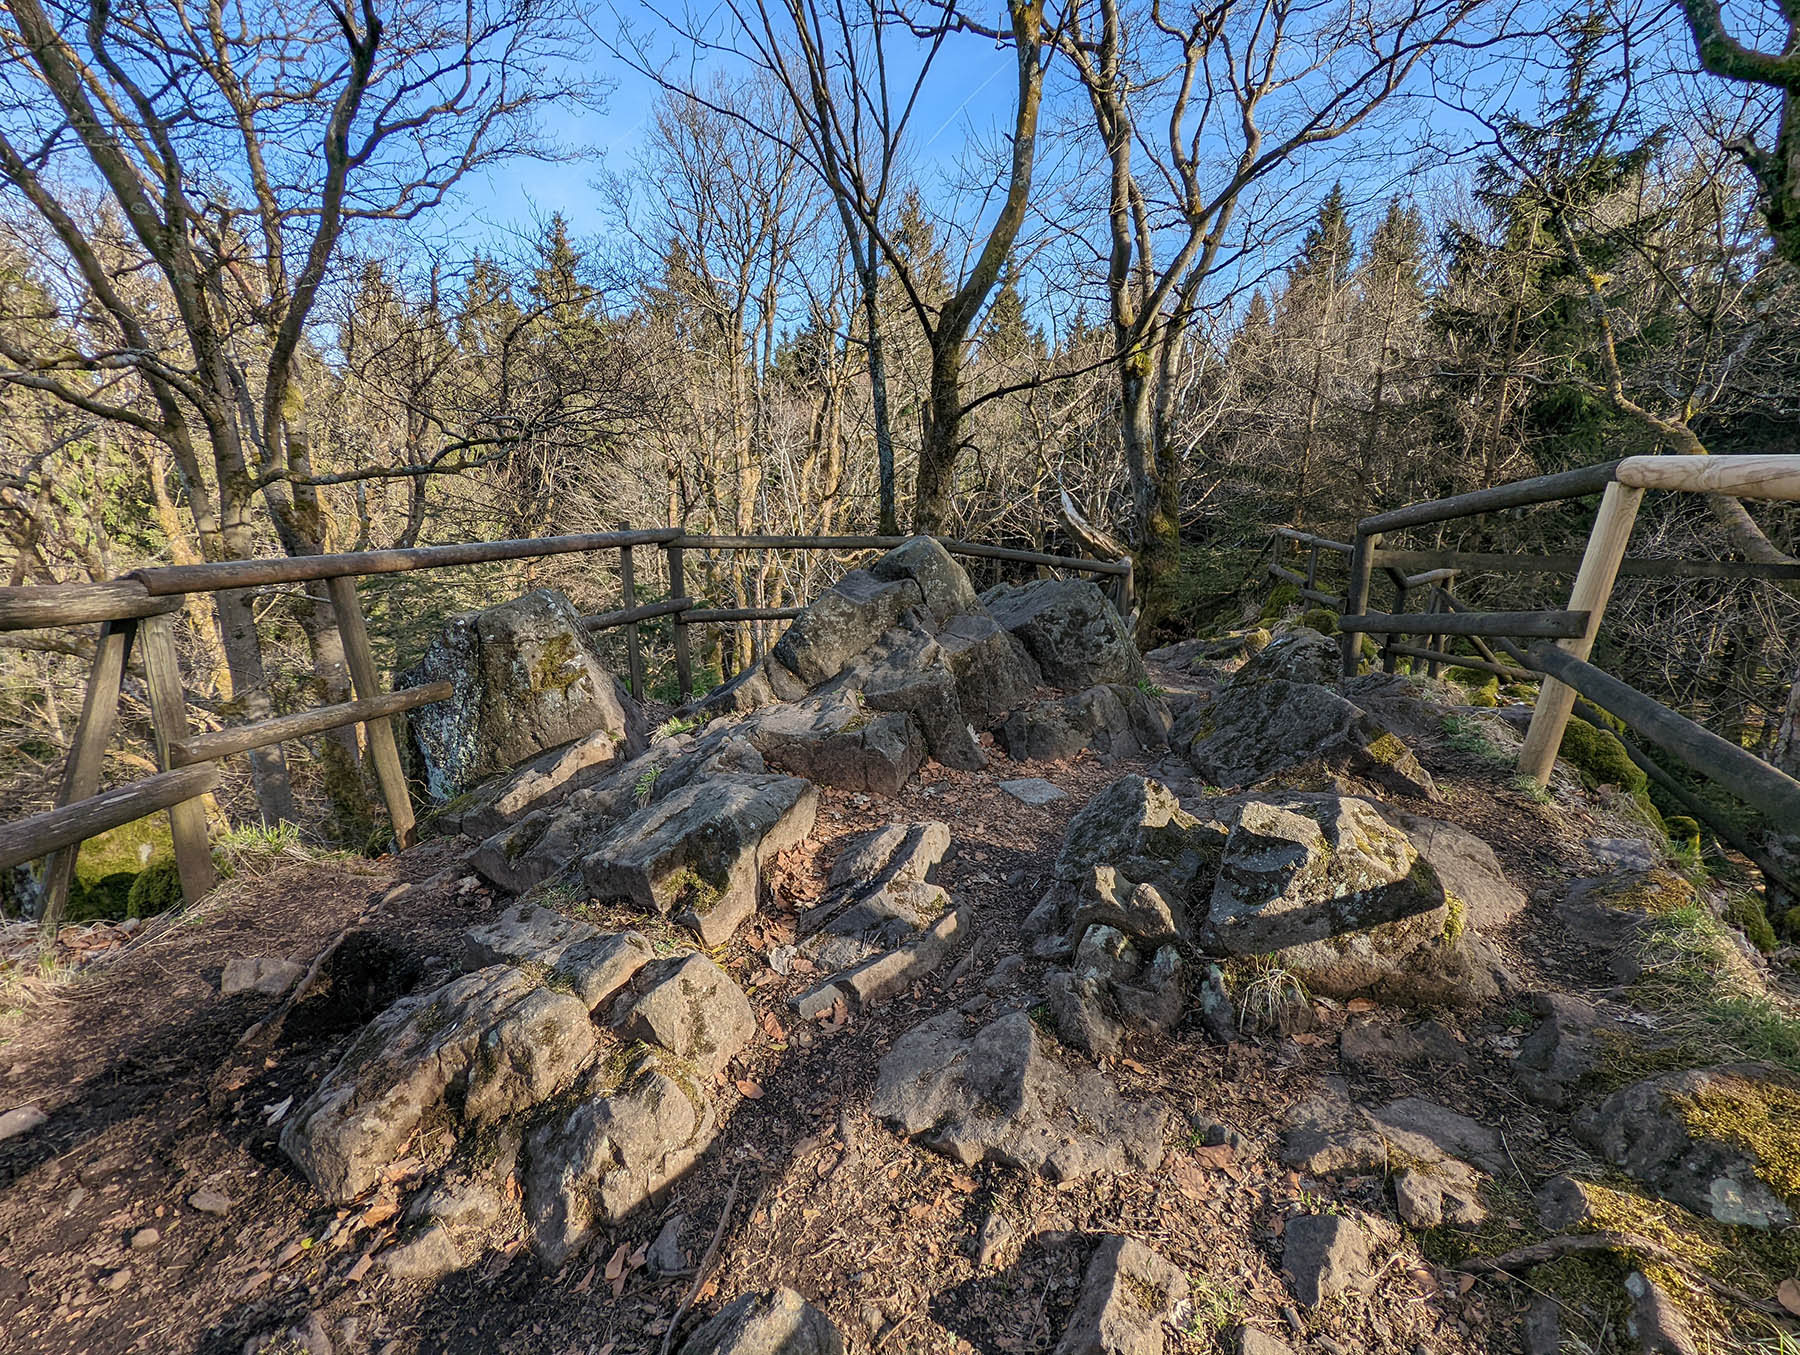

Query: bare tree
[[0, 0, 589, 822]]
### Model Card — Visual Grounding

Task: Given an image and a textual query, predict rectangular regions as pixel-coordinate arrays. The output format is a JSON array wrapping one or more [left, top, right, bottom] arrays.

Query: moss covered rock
[[1296, 607, 1338, 635], [1724, 892, 1777, 954], [1663, 815, 1701, 855], [1261, 581, 1300, 619], [125, 858, 185, 918]]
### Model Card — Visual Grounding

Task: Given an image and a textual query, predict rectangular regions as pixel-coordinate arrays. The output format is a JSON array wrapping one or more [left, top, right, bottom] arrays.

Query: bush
[[1260, 581, 1299, 619], [66, 870, 137, 922], [1296, 607, 1338, 635], [1783, 907, 1800, 941], [1724, 892, 1778, 954], [126, 858, 185, 918]]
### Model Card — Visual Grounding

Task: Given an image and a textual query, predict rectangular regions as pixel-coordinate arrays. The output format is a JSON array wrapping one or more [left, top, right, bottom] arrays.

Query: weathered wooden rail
[[2, 528, 1128, 934], [1270, 454, 1800, 894]]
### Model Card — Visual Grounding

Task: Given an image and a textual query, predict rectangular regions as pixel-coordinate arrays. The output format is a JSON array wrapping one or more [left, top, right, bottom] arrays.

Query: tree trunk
[[861, 252, 899, 535], [914, 343, 965, 533]]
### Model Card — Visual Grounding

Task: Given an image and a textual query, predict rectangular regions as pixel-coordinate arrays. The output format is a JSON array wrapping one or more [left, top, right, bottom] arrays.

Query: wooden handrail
[[1616, 453, 1800, 499], [1338, 609, 1590, 638], [170, 683, 453, 767], [0, 581, 184, 633], [0, 765, 220, 874], [580, 597, 693, 631], [1358, 461, 1622, 535]]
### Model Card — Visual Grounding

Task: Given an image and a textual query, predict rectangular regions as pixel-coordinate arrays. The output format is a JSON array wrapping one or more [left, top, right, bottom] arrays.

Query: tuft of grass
[[653, 715, 698, 742], [1441, 715, 1508, 767], [1509, 774, 1555, 805], [634, 765, 662, 807], [1237, 958, 1310, 1036], [1183, 1274, 1243, 1337], [211, 821, 337, 879]]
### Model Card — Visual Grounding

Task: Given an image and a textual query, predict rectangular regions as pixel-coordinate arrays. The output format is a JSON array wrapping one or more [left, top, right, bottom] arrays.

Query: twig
[[1462, 1231, 1792, 1320], [659, 1170, 742, 1355]]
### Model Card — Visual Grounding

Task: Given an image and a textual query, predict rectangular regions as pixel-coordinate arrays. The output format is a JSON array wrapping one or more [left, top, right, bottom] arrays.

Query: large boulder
[[610, 954, 756, 1074], [981, 579, 1146, 690], [871, 1010, 1167, 1181], [281, 965, 596, 1203], [868, 536, 980, 624], [1230, 630, 1339, 688], [1201, 794, 1504, 1004], [399, 588, 646, 801], [1186, 680, 1436, 799], [770, 569, 921, 688], [581, 773, 818, 945], [934, 612, 1041, 723], [852, 621, 986, 770], [1575, 1064, 1799, 1229], [524, 1051, 716, 1265], [997, 684, 1171, 763], [744, 692, 924, 798]]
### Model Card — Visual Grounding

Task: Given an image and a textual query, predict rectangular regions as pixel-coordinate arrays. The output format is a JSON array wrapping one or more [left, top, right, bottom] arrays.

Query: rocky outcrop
[[281, 964, 596, 1202], [400, 588, 645, 801], [581, 773, 818, 946], [465, 903, 654, 1011], [1575, 1064, 1799, 1229], [871, 1010, 1167, 1181], [981, 578, 1146, 690], [997, 683, 1171, 763]]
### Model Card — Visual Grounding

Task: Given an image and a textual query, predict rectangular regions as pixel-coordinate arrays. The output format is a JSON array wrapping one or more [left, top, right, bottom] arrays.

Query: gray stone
[[381, 1226, 463, 1282], [1187, 680, 1436, 800], [1279, 1081, 1387, 1177], [1046, 968, 1124, 1059], [445, 725, 643, 840], [855, 621, 985, 771], [771, 569, 922, 687], [1588, 837, 1659, 872], [464, 905, 654, 1010], [525, 1053, 716, 1267], [612, 954, 756, 1074], [675, 1287, 844, 1355], [221, 957, 304, 998], [1522, 1299, 1563, 1355], [1055, 776, 1215, 885], [581, 773, 818, 946], [1195, 964, 1236, 1044], [1054, 1234, 1188, 1355], [826, 821, 949, 892], [981, 579, 1147, 690], [998, 685, 1171, 763], [867, 536, 980, 624], [1374, 809, 1526, 932], [0, 1104, 46, 1143], [1000, 778, 1067, 806], [1513, 992, 1603, 1107], [649, 1213, 688, 1275], [399, 588, 646, 801], [871, 1010, 1167, 1182], [188, 1187, 231, 1216], [935, 611, 1041, 722], [1363, 1097, 1506, 1174], [1238, 1331, 1296, 1355], [1624, 1271, 1700, 1355], [1575, 1064, 1798, 1228], [281, 965, 595, 1203], [1282, 1213, 1371, 1307], [1229, 630, 1339, 688], [789, 905, 970, 1020], [746, 693, 924, 797], [1393, 1158, 1487, 1228], [1338, 1017, 1468, 1070]]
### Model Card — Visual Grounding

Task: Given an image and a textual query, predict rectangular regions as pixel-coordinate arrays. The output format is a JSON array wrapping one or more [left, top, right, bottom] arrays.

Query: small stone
[[1522, 1298, 1562, 1355], [100, 1266, 132, 1293], [976, 1212, 1013, 1268], [221, 957, 305, 997], [649, 1213, 688, 1275], [1624, 1270, 1699, 1355], [381, 1226, 463, 1282], [999, 778, 1067, 806], [189, 1187, 231, 1217], [1239, 1331, 1295, 1355], [1054, 1234, 1188, 1355], [1282, 1214, 1372, 1307], [129, 1227, 160, 1251], [0, 1104, 46, 1143], [676, 1286, 844, 1355]]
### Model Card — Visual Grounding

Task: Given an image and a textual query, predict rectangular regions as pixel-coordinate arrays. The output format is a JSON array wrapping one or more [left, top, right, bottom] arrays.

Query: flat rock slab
[[466, 903, 655, 1012], [281, 965, 595, 1203], [1055, 1234, 1188, 1355], [221, 957, 304, 998], [744, 693, 925, 798], [1283, 1213, 1372, 1307], [872, 1010, 1166, 1182], [1000, 778, 1067, 806], [675, 1287, 845, 1355], [582, 772, 818, 946]]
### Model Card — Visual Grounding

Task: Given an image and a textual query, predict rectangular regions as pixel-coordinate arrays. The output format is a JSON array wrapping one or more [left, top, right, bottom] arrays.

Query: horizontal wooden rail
[[1616, 453, 1800, 500], [1401, 568, 1460, 588], [1271, 527, 1354, 553], [1267, 564, 1344, 607], [0, 765, 220, 874], [0, 581, 184, 633], [1386, 644, 1535, 683], [684, 606, 807, 624], [1372, 548, 1800, 581], [1339, 609, 1589, 638], [170, 683, 453, 767], [1359, 461, 1621, 535], [128, 528, 682, 596], [581, 597, 693, 631], [672, 533, 1128, 576], [1525, 642, 1800, 827]]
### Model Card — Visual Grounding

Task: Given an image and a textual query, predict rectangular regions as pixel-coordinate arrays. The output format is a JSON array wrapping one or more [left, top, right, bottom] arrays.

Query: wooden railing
[[1, 528, 1129, 934], [1268, 454, 1800, 896]]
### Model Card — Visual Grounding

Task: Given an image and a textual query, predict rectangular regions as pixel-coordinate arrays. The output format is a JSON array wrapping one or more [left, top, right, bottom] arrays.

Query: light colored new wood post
[[617, 524, 644, 702], [40, 618, 136, 936], [139, 612, 217, 903], [326, 576, 416, 849], [1518, 480, 1645, 786]]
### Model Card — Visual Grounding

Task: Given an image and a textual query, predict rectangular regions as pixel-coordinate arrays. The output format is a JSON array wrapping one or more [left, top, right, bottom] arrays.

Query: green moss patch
[[1670, 1073, 1800, 1210]]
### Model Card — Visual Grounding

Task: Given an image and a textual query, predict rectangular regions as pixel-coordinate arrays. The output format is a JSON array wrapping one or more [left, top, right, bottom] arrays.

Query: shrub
[[66, 871, 137, 922], [1724, 893, 1778, 954], [1559, 718, 1644, 793], [126, 858, 186, 918], [1260, 581, 1299, 619]]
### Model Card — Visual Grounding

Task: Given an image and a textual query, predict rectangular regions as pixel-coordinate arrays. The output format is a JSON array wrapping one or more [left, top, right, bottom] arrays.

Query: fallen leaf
[[1345, 997, 1378, 1013], [572, 1263, 595, 1294], [603, 1243, 628, 1283], [697, 1278, 718, 1302], [819, 995, 850, 1033], [1778, 1277, 1800, 1318], [761, 1011, 787, 1042], [735, 1079, 765, 1100], [1191, 1143, 1236, 1169], [1457, 1273, 1478, 1296]]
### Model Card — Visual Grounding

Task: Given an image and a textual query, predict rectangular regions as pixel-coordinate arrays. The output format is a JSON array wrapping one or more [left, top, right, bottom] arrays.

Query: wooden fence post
[[1518, 480, 1644, 786], [618, 523, 644, 702], [1339, 531, 1379, 677], [139, 612, 217, 903], [40, 618, 136, 936], [326, 576, 416, 849], [1382, 570, 1408, 674], [667, 540, 692, 702]]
